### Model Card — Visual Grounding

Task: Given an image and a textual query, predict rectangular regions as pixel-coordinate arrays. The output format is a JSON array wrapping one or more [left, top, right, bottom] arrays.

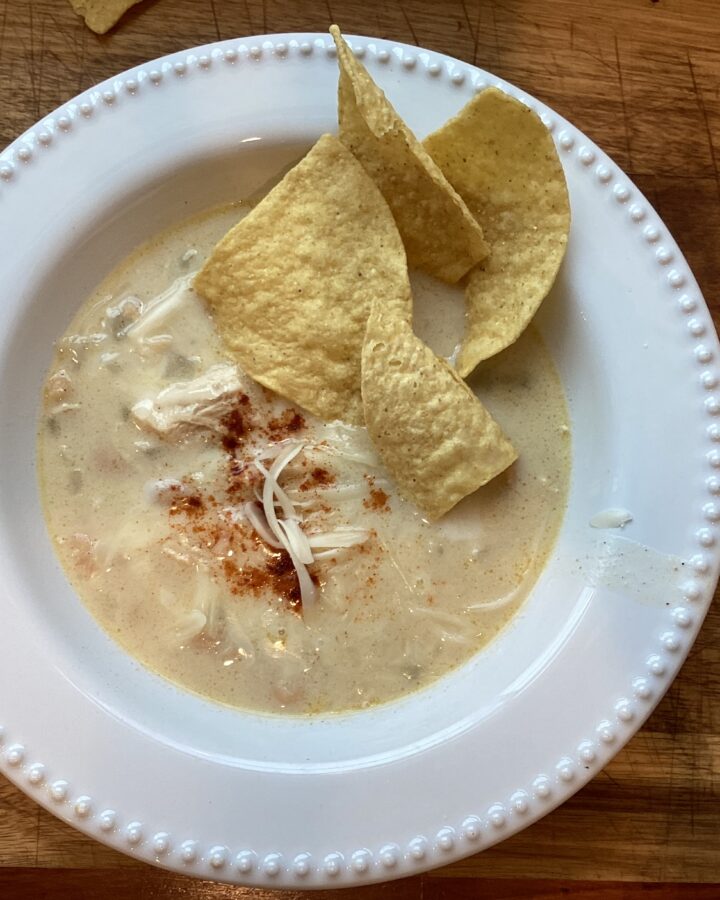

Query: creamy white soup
[[37, 203, 570, 715]]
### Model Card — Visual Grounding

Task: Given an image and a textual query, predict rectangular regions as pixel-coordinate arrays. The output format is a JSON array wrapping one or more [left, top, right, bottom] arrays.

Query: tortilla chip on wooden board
[[194, 134, 412, 426], [424, 87, 570, 376], [361, 303, 517, 520], [329, 26, 489, 284], [68, 0, 145, 33]]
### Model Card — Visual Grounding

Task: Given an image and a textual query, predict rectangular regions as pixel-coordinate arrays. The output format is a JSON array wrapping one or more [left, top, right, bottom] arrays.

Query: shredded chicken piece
[[105, 295, 142, 337], [131, 363, 243, 436], [61, 532, 97, 578], [44, 369, 73, 406]]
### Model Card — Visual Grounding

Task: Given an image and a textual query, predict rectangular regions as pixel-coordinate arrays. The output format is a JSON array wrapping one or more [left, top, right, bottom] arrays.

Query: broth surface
[[38, 204, 570, 715]]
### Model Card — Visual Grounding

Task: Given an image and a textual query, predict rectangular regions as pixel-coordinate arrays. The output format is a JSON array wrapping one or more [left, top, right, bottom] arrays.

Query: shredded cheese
[[124, 274, 192, 343], [240, 442, 371, 610], [243, 501, 283, 549], [306, 530, 369, 549], [254, 443, 316, 607]]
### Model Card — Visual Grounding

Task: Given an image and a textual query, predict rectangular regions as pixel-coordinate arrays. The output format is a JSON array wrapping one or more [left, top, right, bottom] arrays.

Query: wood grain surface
[[1, 0, 719, 896]]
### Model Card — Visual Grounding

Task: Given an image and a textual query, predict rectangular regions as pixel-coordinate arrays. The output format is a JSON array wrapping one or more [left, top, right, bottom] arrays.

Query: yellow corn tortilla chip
[[194, 134, 412, 426], [361, 304, 517, 519], [68, 0, 144, 33], [424, 88, 571, 376], [330, 26, 489, 284]]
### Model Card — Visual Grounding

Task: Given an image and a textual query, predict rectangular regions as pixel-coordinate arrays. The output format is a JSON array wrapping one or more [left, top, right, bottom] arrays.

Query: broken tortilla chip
[[330, 25, 489, 284], [68, 0, 145, 33], [194, 134, 412, 426], [361, 303, 517, 519], [424, 87, 571, 376]]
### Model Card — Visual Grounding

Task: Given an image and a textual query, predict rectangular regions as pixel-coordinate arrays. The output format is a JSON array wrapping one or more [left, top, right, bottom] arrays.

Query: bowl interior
[[0, 128, 699, 772]]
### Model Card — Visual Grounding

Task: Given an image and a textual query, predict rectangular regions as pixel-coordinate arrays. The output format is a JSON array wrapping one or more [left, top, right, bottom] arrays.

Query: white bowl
[[0, 32, 716, 887]]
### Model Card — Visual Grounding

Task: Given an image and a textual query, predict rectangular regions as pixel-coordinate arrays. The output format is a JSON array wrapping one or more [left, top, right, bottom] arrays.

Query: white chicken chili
[[38, 203, 570, 715]]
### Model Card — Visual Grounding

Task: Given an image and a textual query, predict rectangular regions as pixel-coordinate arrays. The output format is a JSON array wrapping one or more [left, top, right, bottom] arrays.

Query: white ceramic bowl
[[0, 33, 717, 887]]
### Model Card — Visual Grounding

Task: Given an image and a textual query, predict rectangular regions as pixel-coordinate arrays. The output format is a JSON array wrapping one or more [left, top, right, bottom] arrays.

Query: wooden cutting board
[[0, 0, 718, 896]]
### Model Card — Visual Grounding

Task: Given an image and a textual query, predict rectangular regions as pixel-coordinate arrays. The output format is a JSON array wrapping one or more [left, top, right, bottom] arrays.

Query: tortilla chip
[[424, 88, 571, 376], [330, 26, 488, 284], [68, 0, 144, 33], [194, 134, 411, 426], [361, 304, 517, 519]]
